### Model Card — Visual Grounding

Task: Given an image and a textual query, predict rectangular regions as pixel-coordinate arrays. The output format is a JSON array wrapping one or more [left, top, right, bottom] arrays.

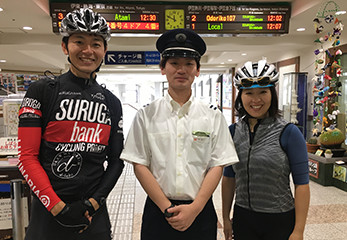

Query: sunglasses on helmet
[[240, 76, 271, 88]]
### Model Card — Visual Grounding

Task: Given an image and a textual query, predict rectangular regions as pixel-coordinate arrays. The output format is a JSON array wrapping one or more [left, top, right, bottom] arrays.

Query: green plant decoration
[[307, 137, 318, 144], [319, 128, 345, 147], [325, 149, 332, 154]]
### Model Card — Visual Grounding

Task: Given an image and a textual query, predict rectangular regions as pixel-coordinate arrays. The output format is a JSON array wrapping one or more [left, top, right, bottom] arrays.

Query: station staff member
[[120, 28, 239, 240]]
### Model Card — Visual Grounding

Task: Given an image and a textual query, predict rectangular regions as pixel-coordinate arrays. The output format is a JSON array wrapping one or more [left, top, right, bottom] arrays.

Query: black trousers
[[141, 196, 217, 240], [24, 196, 112, 240], [232, 205, 295, 240]]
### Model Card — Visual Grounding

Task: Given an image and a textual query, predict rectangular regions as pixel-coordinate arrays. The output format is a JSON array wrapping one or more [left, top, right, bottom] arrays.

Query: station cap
[[156, 29, 206, 59]]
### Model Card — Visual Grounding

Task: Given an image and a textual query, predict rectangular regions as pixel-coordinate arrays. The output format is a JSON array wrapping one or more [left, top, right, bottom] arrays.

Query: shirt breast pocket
[[189, 134, 211, 166]]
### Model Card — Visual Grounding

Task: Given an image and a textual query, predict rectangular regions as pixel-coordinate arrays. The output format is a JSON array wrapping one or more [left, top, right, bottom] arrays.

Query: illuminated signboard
[[50, 3, 162, 33], [50, 2, 291, 35], [185, 4, 290, 34]]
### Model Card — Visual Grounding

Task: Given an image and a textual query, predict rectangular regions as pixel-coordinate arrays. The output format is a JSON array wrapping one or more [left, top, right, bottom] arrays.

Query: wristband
[[164, 204, 175, 218]]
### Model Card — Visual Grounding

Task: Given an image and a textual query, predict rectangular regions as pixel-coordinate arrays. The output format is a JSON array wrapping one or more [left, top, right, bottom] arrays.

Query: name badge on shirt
[[192, 131, 210, 142]]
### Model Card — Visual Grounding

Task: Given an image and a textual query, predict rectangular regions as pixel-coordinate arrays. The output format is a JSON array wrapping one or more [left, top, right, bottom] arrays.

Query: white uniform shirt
[[121, 94, 239, 200]]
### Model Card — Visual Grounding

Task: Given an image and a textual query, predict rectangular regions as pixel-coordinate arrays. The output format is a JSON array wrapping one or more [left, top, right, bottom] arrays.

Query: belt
[[169, 199, 194, 205]]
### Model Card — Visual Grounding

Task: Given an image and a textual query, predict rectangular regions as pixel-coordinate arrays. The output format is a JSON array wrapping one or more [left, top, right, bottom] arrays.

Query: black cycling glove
[[54, 200, 90, 231], [83, 199, 96, 216]]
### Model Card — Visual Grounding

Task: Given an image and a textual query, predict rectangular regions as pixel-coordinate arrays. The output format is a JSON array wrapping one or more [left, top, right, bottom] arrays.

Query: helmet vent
[[59, 8, 111, 41]]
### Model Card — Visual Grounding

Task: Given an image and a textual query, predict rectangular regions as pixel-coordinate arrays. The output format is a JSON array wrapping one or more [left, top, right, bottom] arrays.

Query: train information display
[[186, 4, 290, 34], [50, 3, 162, 33], [50, 2, 291, 35]]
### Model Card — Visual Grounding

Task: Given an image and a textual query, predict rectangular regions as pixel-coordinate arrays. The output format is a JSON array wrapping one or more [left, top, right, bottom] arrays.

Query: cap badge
[[175, 33, 187, 43]]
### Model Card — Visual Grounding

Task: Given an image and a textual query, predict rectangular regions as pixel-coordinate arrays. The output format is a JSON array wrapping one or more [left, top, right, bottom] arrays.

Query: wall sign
[[50, 2, 291, 35], [309, 159, 319, 179], [0, 198, 29, 230], [105, 51, 160, 65]]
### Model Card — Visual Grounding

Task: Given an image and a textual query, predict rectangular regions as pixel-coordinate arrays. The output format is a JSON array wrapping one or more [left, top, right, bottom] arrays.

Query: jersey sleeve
[[17, 80, 61, 211], [281, 124, 309, 185], [91, 93, 125, 204]]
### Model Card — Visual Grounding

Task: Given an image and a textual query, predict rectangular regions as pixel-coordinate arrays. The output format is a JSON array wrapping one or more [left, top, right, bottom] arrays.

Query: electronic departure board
[[50, 2, 291, 35], [50, 3, 163, 33]]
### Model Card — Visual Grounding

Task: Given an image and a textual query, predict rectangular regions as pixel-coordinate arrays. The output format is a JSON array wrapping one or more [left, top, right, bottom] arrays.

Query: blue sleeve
[[223, 124, 236, 178], [281, 124, 309, 185]]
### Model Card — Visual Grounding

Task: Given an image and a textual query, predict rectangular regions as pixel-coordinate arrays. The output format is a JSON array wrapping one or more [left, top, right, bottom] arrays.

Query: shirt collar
[[165, 93, 194, 115]]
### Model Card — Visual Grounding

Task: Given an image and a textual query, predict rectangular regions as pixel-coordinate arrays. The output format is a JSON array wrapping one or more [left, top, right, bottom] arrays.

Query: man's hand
[[54, 200, 90, 232], [223, 218, 233, 240], [166, 204, 199, 232]]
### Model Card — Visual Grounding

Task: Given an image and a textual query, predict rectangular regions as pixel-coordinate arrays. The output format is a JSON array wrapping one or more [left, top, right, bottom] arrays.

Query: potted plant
[[319, 128, 345, 148], [319, 128, 346, 157], [306, 137, 320, 153], [324, 149, 333, 158]]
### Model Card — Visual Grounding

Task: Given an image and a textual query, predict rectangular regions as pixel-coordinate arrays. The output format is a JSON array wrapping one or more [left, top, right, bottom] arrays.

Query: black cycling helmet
[[60, 8, 111, 41], [234, 60, 279, 89]]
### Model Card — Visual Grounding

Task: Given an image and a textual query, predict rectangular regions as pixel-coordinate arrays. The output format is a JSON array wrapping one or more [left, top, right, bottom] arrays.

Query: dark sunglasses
[[240, 76, 271, 88]]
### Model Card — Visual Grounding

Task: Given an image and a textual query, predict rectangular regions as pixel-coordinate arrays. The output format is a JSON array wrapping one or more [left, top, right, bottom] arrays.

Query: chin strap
[[67, 56, 103, 85]]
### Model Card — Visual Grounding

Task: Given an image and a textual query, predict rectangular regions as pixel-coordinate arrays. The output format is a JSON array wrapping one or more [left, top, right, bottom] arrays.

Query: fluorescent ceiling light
[[228, 59, 233, 62], [0, 8, 3, 12], [23, 26, 33, 30], [241, 53, 247, 56], [336, 10, 346, 15], [296, 28, 306, 32], [0, 60, 6, 63]]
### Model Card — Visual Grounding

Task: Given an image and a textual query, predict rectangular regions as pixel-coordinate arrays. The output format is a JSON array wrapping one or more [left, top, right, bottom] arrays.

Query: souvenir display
[[312, 1, 344, 140]]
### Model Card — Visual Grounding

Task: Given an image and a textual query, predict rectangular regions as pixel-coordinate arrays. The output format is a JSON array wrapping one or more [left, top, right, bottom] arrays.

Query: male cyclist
[[18, 8, 124, 240]]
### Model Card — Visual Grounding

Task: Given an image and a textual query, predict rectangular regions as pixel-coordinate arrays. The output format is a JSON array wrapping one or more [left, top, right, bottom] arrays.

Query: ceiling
[[0, 0, 346, 74]]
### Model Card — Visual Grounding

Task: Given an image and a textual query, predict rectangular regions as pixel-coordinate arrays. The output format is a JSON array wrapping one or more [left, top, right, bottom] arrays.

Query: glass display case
[[281, 72, 308, 138]]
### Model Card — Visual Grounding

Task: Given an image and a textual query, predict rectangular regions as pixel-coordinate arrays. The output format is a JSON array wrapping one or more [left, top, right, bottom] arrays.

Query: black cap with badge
[[156, 29, 206, 60]]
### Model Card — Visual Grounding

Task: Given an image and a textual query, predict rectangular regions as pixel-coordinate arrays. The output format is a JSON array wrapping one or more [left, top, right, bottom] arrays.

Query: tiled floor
[[107, 162, 347, 240]]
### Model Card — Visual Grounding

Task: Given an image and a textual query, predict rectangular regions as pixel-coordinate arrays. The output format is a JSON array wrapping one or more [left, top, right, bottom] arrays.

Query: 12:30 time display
[[140, 14, 157, 21]]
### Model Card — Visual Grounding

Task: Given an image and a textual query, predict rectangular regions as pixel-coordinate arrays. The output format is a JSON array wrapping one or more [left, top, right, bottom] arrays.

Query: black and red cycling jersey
[[18, 70, 124, 211]]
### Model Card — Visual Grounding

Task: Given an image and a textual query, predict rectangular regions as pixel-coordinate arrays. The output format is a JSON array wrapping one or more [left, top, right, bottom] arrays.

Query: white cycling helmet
[[234, 59, 279, 89], [60, 8, 111, 41]]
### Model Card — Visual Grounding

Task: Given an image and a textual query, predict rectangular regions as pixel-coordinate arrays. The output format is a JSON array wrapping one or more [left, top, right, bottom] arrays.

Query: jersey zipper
[[246, 121, 259, 211], [246, 123, 252, 210], [247, 144, 252, 210]]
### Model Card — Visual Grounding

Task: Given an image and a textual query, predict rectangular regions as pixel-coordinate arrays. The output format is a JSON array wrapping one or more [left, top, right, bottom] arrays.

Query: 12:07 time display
[[267, 23, 282, 30]]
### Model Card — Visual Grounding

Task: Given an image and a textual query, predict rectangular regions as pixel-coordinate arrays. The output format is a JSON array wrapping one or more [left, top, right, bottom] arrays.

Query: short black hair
[[159, 56, 201, 70], [234, 86, 281, 118]]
